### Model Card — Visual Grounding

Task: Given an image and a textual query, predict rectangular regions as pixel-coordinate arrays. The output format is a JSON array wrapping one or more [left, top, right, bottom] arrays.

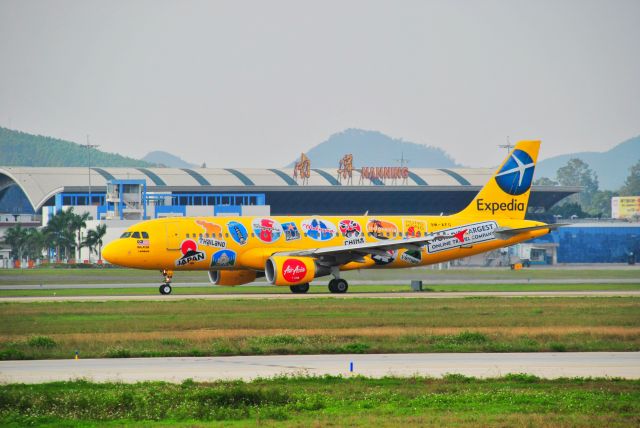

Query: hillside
[[0, 127, 153, 167], [288, 129, 459, 168], [142, 151, 196, 168], [537, 136, 640, 190]]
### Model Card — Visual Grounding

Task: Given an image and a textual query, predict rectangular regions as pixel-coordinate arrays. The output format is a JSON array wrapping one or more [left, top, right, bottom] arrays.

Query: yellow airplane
[[103, 140, 560, 294]]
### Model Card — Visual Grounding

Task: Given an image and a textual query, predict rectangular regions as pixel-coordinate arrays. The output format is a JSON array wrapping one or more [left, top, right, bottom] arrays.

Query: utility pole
[[498, 136, 514, 155], [84, 135, 100, 206]]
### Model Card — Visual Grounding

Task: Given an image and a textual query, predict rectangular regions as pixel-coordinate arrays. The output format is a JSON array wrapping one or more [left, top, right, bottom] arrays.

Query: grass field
[[1, 376, 638, 427], [1, 282, 640, 297], [1, 297, 638, 359], [1, 266, 638, 286]]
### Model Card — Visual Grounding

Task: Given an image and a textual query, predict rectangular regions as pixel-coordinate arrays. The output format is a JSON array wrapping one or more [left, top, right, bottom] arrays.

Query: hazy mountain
[[287, 129, 459, 168], [536, 136, 640, 190], [0, 127, 153, 167], [142, 151, 197, 168]]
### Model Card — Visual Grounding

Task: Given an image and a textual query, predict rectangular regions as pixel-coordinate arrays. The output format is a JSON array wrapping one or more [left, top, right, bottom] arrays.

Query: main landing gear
[[327, 266, 348, 293], [328, 278, 348, 293], [159, 269, 173, 295]]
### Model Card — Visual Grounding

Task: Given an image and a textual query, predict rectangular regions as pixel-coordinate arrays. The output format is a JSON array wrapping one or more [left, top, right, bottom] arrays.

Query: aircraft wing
[[274, 235, 445, 264]]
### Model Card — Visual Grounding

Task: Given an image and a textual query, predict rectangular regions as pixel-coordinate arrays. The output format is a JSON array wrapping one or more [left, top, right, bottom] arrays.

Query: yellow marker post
[[75, 350, 79, 360]]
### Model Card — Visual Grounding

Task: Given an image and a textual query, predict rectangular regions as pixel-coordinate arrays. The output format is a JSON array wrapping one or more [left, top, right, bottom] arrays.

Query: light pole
[[84, 135, 100, 207]]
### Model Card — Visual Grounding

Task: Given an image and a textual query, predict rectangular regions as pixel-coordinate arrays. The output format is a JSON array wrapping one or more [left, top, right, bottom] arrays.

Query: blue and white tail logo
[[494, 149, 535, 195]]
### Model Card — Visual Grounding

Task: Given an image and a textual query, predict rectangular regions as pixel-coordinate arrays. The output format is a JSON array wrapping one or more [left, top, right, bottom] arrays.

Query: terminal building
[[2, 166, 637, 266], [0, 166, 578, 218]]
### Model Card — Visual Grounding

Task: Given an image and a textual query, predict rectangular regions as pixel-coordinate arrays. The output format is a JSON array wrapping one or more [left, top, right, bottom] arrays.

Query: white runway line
[[1, 352, 638, 383], [1, 290, 640, 303]]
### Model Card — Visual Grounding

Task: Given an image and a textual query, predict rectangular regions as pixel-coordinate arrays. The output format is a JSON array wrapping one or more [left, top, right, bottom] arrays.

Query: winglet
[[458, 140, 541, 220]]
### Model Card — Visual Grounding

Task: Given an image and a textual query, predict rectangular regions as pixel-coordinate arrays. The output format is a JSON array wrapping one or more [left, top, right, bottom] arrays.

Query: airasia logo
[[282, 259, 307, 282]]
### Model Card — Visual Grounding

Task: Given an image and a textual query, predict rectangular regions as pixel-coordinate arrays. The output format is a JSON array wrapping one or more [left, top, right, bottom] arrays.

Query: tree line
[[535, 159, 640, 218], [0, 127, 153, 167], [2, 208, 107, 264]]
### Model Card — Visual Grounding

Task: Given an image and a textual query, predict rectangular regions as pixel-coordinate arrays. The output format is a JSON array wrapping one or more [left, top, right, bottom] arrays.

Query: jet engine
[[265, 256, 329, 286], [208, 270, 257, 286]]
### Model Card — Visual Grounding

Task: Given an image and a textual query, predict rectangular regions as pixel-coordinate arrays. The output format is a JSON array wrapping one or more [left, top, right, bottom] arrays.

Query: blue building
[[527, 223, 640, 264]]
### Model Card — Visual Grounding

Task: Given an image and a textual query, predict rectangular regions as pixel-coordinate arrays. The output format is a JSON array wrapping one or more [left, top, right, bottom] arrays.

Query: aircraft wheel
[[290, 283, 310, 294], [159, 284, 172, 295], [329, 279, 348, 294]]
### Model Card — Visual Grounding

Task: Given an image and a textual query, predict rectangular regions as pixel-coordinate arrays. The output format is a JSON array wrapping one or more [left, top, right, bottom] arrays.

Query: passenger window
[[120, 232, 131, 238], [251, 233, 255, 238], [225, 233, 229, 238], [132, 232, 141, 239], [141, 232, 149, 239], [205, 233, 209, 238], [218, 233, 222, 238], [199, 233, 203, 238], [186, 233, 190, 238]]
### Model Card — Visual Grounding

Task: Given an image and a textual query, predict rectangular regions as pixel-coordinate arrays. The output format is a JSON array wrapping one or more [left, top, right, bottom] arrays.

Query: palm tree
[[24, 228, 47, 264], [93, 224, 107, 262], [83, 223, 107, 262], [70, 210, 91, 261], [2, 225, 29, 265], [45, 208, 77, 261]]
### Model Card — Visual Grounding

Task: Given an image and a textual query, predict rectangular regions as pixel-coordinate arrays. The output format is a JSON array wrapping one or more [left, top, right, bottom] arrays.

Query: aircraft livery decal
[[282, 222, 301, 241], [426, 221, 498, 254], [301, 218, 337, 241], [282, 258, 307, 282], [400, 249, 422, 264], [196, 220, 226, 248], [494, 149, 535, 195], [227, 221, 248, 246], [372, 250, 397, 265], [367, 219, 398, 240], [175, 239, 206, 267], [252, 218, 283, 243], [211, 249, 236, 267], [339, 219, 365, 245], [403, 219, 427, 238]]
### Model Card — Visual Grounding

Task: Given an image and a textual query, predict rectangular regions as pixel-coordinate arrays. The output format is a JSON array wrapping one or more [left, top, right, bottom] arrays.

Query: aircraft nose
[[102, 241, 119, 265]]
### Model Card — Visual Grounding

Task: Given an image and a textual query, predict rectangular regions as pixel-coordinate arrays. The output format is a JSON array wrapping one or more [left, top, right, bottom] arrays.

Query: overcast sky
[[0, 0, 638, 168]]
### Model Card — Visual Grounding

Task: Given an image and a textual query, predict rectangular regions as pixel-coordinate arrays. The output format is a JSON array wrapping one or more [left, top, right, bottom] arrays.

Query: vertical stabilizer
[[458, 140, 540, 220]]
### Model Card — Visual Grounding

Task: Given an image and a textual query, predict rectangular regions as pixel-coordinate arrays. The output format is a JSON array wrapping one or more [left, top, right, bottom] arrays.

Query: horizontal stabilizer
[[494, 223, 568, 240]]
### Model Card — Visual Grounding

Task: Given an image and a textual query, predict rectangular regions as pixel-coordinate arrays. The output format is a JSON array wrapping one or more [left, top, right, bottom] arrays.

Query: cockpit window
[[120, 232, 132, 238], [141, 232, 149, 239], [131, 232, 141, 239]]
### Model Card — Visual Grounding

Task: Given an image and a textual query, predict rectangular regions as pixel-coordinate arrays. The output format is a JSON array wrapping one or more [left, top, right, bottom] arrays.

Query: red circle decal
[[282, 259, 307, 283], [181, 240, 197, 255]]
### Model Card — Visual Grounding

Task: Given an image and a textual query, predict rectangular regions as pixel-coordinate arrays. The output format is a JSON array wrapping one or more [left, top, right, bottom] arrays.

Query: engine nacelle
[[208, 270, 257, 286], [265, 256, 326, 286]]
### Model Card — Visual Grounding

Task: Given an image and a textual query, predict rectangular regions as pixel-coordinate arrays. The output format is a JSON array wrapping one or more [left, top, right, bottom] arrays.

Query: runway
[[1, 278, 638, 289], [1, 352, 638, 383], [1, 290, 639, 302]]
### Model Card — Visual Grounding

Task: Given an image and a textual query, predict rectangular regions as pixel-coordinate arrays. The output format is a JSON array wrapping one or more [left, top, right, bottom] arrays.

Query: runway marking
[[1, 352, 638, 383], [1, 278, 638, 289], [1, 290, 639, 303]]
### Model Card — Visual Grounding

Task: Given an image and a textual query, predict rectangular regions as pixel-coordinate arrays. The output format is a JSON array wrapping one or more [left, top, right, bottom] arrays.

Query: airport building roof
[[0, 166, 580, 213]]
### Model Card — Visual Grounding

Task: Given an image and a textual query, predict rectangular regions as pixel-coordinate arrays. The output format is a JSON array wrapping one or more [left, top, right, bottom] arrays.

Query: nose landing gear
[[160, 269, 173, 295]]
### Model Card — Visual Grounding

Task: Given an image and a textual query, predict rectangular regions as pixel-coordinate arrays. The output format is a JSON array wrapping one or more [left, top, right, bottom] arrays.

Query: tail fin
[[458, 140, 540, 220]]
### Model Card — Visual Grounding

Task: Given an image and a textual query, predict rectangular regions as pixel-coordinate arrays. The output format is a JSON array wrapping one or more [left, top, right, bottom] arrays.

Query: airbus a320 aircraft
[[103, 140, 560, 294]]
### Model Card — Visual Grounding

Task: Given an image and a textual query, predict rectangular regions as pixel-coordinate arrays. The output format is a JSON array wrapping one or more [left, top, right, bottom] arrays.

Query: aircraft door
[[165, 221, 184, 250]]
